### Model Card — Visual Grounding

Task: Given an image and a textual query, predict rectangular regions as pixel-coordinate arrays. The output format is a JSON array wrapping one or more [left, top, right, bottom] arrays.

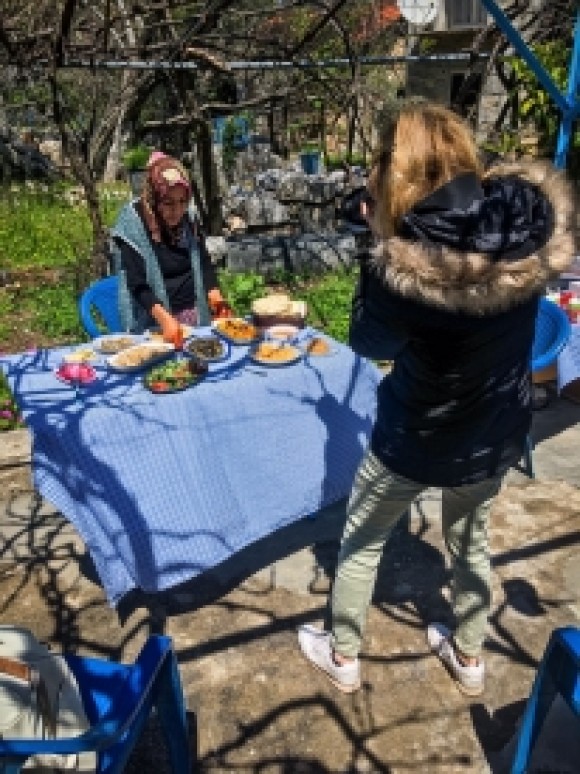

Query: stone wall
[[206, 232, 359, 274]]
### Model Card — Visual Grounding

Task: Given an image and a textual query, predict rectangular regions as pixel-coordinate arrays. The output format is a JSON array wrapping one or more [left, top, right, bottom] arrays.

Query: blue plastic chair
[[523, 297, 571, 477], [511, 626, 580, 773], [78, 276, 123, 339], [0, 634, 192, 773]]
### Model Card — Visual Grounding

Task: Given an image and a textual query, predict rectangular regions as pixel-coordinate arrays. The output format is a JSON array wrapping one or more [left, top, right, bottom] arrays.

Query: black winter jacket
[[349, 161, 576, 487]]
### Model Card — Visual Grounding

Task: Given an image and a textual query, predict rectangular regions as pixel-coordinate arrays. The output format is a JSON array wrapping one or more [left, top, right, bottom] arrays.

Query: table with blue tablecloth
[[1, 329, 380, 605]]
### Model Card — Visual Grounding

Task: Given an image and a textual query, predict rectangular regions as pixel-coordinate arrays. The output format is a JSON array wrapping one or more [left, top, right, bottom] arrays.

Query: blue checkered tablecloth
[[1, 329, 380, 604]]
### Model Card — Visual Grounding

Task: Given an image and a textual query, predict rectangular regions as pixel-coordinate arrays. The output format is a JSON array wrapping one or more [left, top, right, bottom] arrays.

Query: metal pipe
[[479, 0, 572, 115], [50, 52, 491, 70], [554, 8, 580, 169]]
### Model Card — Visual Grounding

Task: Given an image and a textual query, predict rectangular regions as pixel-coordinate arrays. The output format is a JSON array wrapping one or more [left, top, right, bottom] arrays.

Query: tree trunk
[[102, 111, 124, 183], [197, 119, 223, 236]]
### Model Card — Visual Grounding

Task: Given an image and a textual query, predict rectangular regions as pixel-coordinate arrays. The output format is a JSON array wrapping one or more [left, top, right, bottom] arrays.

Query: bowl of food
[[184, 335, 227, 362], [264, 324, 300, 343]]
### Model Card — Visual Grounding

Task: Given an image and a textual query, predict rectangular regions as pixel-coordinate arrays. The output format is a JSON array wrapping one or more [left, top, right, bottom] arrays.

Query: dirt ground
[[1, 396, 580, 773]]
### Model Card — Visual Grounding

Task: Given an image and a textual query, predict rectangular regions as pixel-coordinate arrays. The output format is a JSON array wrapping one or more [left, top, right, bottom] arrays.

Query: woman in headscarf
[[111, 151, 230, 344], [298, 102, 576, 697]]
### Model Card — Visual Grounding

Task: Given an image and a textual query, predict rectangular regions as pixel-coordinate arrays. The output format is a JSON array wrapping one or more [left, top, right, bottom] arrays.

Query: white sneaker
[[298, 625, 361, 693], [427, 623, 485, 697]]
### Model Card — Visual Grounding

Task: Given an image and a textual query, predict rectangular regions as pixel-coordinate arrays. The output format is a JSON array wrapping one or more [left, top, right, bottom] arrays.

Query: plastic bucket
[[300, 151, 320, 175]]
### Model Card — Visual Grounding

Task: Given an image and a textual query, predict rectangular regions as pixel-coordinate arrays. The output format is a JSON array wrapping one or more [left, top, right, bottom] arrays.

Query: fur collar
[[371, 160, 577, 314]]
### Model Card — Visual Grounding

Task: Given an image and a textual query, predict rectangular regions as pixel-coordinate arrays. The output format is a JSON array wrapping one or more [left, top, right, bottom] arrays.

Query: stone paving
[[1, 389, 579, 772]]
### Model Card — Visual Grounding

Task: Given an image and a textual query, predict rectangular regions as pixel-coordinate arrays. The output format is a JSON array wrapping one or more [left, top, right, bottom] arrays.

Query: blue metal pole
[[554, 8, 580, 170], [479, 0, 572, 115]]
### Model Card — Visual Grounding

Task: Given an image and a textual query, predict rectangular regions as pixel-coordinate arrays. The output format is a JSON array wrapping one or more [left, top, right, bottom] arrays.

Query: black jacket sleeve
[[348, 259, 408, 361]]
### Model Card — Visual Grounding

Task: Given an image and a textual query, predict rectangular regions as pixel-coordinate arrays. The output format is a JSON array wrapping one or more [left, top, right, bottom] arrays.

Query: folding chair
[[78, 276, 122, 339], [511, 626, 580, 773], [523, 297, 571, 478], [0, 634, 192, 773]]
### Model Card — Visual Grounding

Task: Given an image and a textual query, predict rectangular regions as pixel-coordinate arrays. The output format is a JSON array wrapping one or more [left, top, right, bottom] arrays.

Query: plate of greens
[[143, 357, 208, 394]]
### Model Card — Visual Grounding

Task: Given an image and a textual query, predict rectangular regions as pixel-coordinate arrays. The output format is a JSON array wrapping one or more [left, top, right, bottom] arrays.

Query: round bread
[[251, 294, 292, 316]]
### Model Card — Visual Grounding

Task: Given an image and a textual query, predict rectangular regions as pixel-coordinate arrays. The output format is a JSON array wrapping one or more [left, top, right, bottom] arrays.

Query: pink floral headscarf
[[140, 153, 192, 243]]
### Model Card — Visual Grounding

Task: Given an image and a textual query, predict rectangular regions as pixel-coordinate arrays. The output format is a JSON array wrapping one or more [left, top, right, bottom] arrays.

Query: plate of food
[[249, 341, 302, 368], [93, 334, 140, 355], [302, 336, 336, 357], [143, 357, 208, 394], [213, 317, 261, 345], [184, 335, 228, 362], [63, 346, 99, 363], [146, 324, 195, 342], [107, 341, 174, 372], [54, 362, 98, 386]]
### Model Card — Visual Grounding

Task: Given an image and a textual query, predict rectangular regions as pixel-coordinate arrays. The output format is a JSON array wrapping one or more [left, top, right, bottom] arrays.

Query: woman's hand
[[151, 304, 183, 347], [208, 288, 233, 319]]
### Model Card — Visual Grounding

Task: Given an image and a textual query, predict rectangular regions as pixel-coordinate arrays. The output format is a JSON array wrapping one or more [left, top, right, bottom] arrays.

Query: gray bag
[[0, 626, 96, 772]]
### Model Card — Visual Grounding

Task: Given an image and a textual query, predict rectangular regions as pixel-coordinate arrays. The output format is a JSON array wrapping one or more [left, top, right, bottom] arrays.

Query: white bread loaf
[[252, 294, 292, 316], [252, 294, 307, 320]]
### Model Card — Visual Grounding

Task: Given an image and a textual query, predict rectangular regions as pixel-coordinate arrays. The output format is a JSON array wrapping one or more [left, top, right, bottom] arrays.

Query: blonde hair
[[372, 103, 482, 237]]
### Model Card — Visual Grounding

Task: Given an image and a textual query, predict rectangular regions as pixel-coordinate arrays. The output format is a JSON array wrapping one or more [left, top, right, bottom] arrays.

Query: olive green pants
[[331, 448, 502, 659]]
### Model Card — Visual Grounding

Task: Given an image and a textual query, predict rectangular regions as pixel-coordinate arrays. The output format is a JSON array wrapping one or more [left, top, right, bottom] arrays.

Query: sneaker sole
[[301, 650, 361, 694]]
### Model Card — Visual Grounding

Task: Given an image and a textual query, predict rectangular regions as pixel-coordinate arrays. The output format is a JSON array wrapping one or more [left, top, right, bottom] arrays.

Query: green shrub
[[122, 144, 151, 171], [325, 151, 368, 170], [0, 372, 23, 430], [217, 270, 267, 315]]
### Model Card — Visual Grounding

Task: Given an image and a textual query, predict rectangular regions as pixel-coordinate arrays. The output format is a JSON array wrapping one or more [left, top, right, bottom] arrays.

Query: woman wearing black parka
[[299, 102, 576, 696]]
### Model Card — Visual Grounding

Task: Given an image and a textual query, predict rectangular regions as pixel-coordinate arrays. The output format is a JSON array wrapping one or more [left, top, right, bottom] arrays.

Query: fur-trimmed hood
[[371, 160, 577, 315]]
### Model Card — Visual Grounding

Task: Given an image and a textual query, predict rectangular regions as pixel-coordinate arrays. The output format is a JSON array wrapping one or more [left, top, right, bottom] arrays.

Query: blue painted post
[[479, 0, 579, 170], [554, 9, 580, 170], [479, 0, 569, 113]]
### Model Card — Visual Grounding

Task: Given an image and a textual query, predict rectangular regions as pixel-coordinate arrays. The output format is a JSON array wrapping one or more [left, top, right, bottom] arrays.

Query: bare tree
[[0, 0, 402, 276]]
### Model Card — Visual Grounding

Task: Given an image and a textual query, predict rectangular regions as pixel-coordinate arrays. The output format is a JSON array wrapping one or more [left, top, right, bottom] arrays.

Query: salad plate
[[143, 357, 208, 393]]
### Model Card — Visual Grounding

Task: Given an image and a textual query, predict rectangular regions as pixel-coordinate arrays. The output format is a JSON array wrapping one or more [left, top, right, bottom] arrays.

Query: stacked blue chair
[[0, 634, 192, 773], [511, 626, 580, 773], [78, 276, 123, 338], [523, 297, 571, 478]]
